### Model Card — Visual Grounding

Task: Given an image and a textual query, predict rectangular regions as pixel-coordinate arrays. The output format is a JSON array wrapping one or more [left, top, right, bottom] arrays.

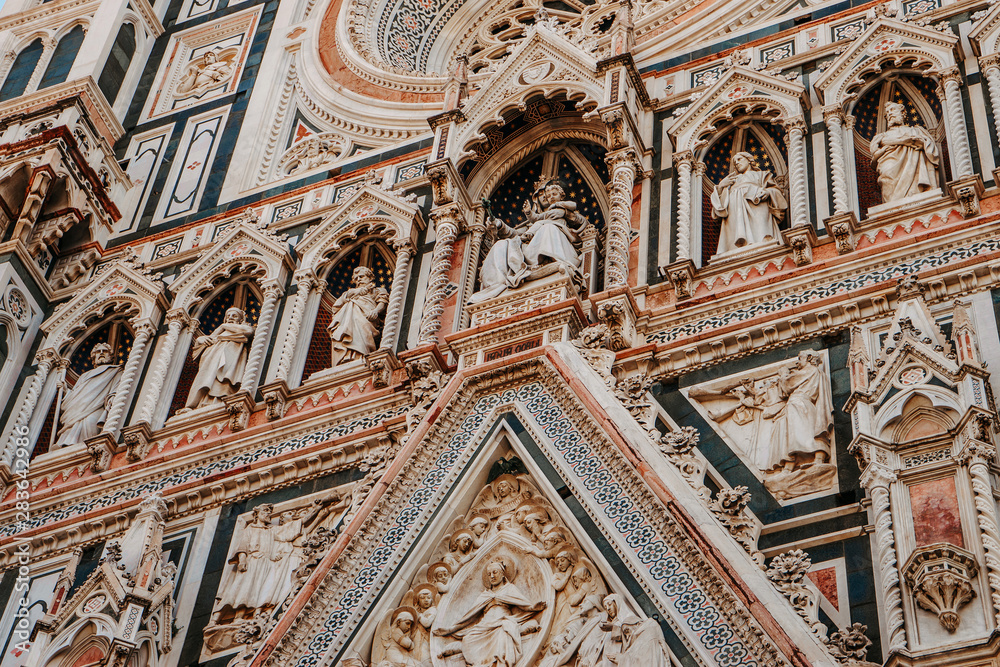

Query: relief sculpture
[[357, 460, 670, 667]]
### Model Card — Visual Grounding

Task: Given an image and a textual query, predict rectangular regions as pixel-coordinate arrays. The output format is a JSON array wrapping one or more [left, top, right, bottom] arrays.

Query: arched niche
[[38, 618, 115, 667], [302, 237, 396, 380], [696, 118, 789, 265], [849, 74, 948, 217], [874, 386, 962, 443]]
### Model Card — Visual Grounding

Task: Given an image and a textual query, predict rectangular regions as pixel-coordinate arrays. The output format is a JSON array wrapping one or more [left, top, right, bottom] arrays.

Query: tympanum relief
[[203, 488, 350, 657], [870, 101, 940, 208], [53, 342, 123, 449], [710, 152, 787, 258], [471, 179, 592, 304], [181, 307, 254, 412], [685, 351, 837, 501], [356, 467, 671, 667], [329, 266, 389, 366]]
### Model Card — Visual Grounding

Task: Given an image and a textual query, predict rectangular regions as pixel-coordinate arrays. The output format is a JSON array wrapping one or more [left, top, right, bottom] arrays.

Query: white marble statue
[[433, 556, 547, 667], [710, 152, 787, 255], [871, 101, 940, 204], [764, 351, 833, 473], [176, 49, 235, 98], [183, 307, 254, 411], [54, 342, 122, 448], [470, 180, 588, 303], [328, 266, 389, 366], [373, 607, 422, 667]]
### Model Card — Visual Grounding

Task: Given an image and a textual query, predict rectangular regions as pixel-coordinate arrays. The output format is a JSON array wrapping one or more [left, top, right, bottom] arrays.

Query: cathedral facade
[[4, 0, 1000, 665]]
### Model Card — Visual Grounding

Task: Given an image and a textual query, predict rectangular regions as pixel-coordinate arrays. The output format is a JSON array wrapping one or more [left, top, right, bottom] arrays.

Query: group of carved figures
[[368, 469, 670, 667], [707, 102, 939, 256]]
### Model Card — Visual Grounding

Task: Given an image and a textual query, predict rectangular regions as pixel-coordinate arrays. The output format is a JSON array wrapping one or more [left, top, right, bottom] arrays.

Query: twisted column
[[240, 281, 283, 396], [102, 322, 154, 434], [382, 240, 414, 351], [3, 349, 59, 469], [458, 210, 487, 329], [418, 205, 461, 344], [25, 37, 56, 94], [674, 151, 694, 261], [784, 117, 809, 227], [275, 270, 319, 381], [604, 148, 640, 288], [980, 56, 1000, 155], [137, 310, 189, 425], [962, 443, 1000, 624], [862, 466, 907, 653], [823, 107, 850, 215], [939, 67, 975, 179]]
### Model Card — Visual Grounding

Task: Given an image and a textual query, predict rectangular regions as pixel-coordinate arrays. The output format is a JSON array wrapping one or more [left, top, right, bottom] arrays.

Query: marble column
[[381, 240, 414, 351], [102, 321, 154, 434], [961, 441, 1000, 625], [2, 349, 59, 470], [823, 107, 850, 216], [604, 147, 641, 288], [240, 281, 283, 396], [137, 310, 190, 425], [938, 66, 975, 179], [784, 117, 810, 227], [979, 55, 1000, 158], [458, 210, 486, 330], [418, 204, 461, 345], [275, 269, 320, 382], [25, 37, 56, 94], [674, 151, 694, 262], [861, 465, 906, 653]]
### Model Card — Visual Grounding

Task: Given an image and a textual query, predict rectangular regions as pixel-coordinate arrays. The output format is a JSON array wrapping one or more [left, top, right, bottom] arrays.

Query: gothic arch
[[874, 386, 963, 440], [38, 618, 115, 667]]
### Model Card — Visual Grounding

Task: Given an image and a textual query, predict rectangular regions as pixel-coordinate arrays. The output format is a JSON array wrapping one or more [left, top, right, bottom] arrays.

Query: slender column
[[980, 55, 1000, 154], [25, 37, 56, 94], [275, 270, 319, 381], [962, 442, 1000, 625], [137, 310, 189, 425], [784, 117, 809, 227], [382, 240, 414, 351], [2, 349, 59, 469], [418, 204, 461, 345], [102, 322, 154, 434], [604, 148, 640, 288], [674, 151, 694, 261], [823, 107, 850, 215], [862, 466, 907, 653], [241, 281, 283, 396], [458, 210, 487, 330], [938, 67, 975, 179]]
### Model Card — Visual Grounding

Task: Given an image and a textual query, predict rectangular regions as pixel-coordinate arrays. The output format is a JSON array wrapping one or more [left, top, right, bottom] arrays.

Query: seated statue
[[53, 342, 122, 448], [328, 266, 389, 366], [470, 180, 588, 303], [871, 101, 940, 205], [183, 307, 255, 411], [710, 152, 786, 255]]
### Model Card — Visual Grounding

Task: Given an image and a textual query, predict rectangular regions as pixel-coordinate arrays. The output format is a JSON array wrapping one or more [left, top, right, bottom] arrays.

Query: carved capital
[[426, 164, 453, 206], [390, 238, 415, 255], [782, 115, 807, 135], [165, 308, 192, 328], [261, 281, 285, 300], [980, 53, 1000, 74], [673, 150, 694, 166], [859, 463, 896, 490], [822, 105, 846, 123], [937, 65, 962, 87]]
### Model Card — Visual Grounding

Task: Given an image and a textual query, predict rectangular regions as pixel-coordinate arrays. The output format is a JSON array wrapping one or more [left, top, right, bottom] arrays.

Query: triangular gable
[[452, 25, 603, 157], [668, 65, 805, 153], [255, 345, 835, 667], [813, 17, 957, 106], [42, 261, 167, 353], [170, 217, 294, 313], [970, 4, 1000, 57], [296, 185, 423, 272]]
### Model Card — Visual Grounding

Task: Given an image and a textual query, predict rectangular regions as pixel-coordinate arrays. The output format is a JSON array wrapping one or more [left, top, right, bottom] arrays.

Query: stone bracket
[[366, 349, 403, 388], [260, 379, 290, 421], [663, 259, 697, 300], [223, 391, 255, 433], [948, 175, 985, 218], [591, 287, 639, 351], [85, 432, 118, 473], [822, 211, 859, 255], [903, 543, 978, 633], [781, 225, 818, 266], [122, 422, 154, 463]]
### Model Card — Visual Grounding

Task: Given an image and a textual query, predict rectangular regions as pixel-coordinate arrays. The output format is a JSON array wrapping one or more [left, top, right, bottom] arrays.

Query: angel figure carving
[[175, 48, 236, 98], [434, 557, 547, 667]]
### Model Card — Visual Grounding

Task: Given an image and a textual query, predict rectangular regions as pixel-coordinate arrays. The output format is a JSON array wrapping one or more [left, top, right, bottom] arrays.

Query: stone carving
[[710, 152, 787, 256], [175, 48, 237, 99], [182, 307, 255, 411], [826, 623, 877, 666], [405, 360, 448, 430], [278, 134, 346, 175], [709, 486, 764, 567], [903, 544, 978, 632], [687, 351, 836, 501], [203, 490, 349, 656], [870, 101, 940, 205], [329, 266, 389, 367], [766, 549, 825, 636], [657, 427, 709, 499], [355, 461, 668, 667], [470, 179, 590, 303], [53, 343, 122, 449]]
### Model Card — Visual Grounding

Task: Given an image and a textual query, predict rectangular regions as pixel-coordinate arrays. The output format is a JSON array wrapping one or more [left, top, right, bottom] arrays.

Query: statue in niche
[[871, 101, 940, 204], [175, 49, 236, 98], [54, 342, 123, 448], [182, 307, 255, 411], [356, 462, 672, 667], [470, 179, 589, 304], [328, 266, 389, 367], [433, 556, 547, 667], [688, 351, 836, 501], [710, 152, 787, 256]]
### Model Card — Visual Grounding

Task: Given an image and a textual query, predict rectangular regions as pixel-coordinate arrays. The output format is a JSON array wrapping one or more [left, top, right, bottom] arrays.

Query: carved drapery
[[861, 465, 907, 653], [784, 117, 809, 228], [823, 107, 850, 216], [604, 147, 640, 288], [937, 67, 975, 180], [102, 322, 154, 435], [418, 205, 461, 344], [137, 310, 190, 425], [674, 151, 694, 262], [275, 270, 321, 382], [381, 240, 414, 351], [240, 281, 283, 396], [1, 349, 59, 469]]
